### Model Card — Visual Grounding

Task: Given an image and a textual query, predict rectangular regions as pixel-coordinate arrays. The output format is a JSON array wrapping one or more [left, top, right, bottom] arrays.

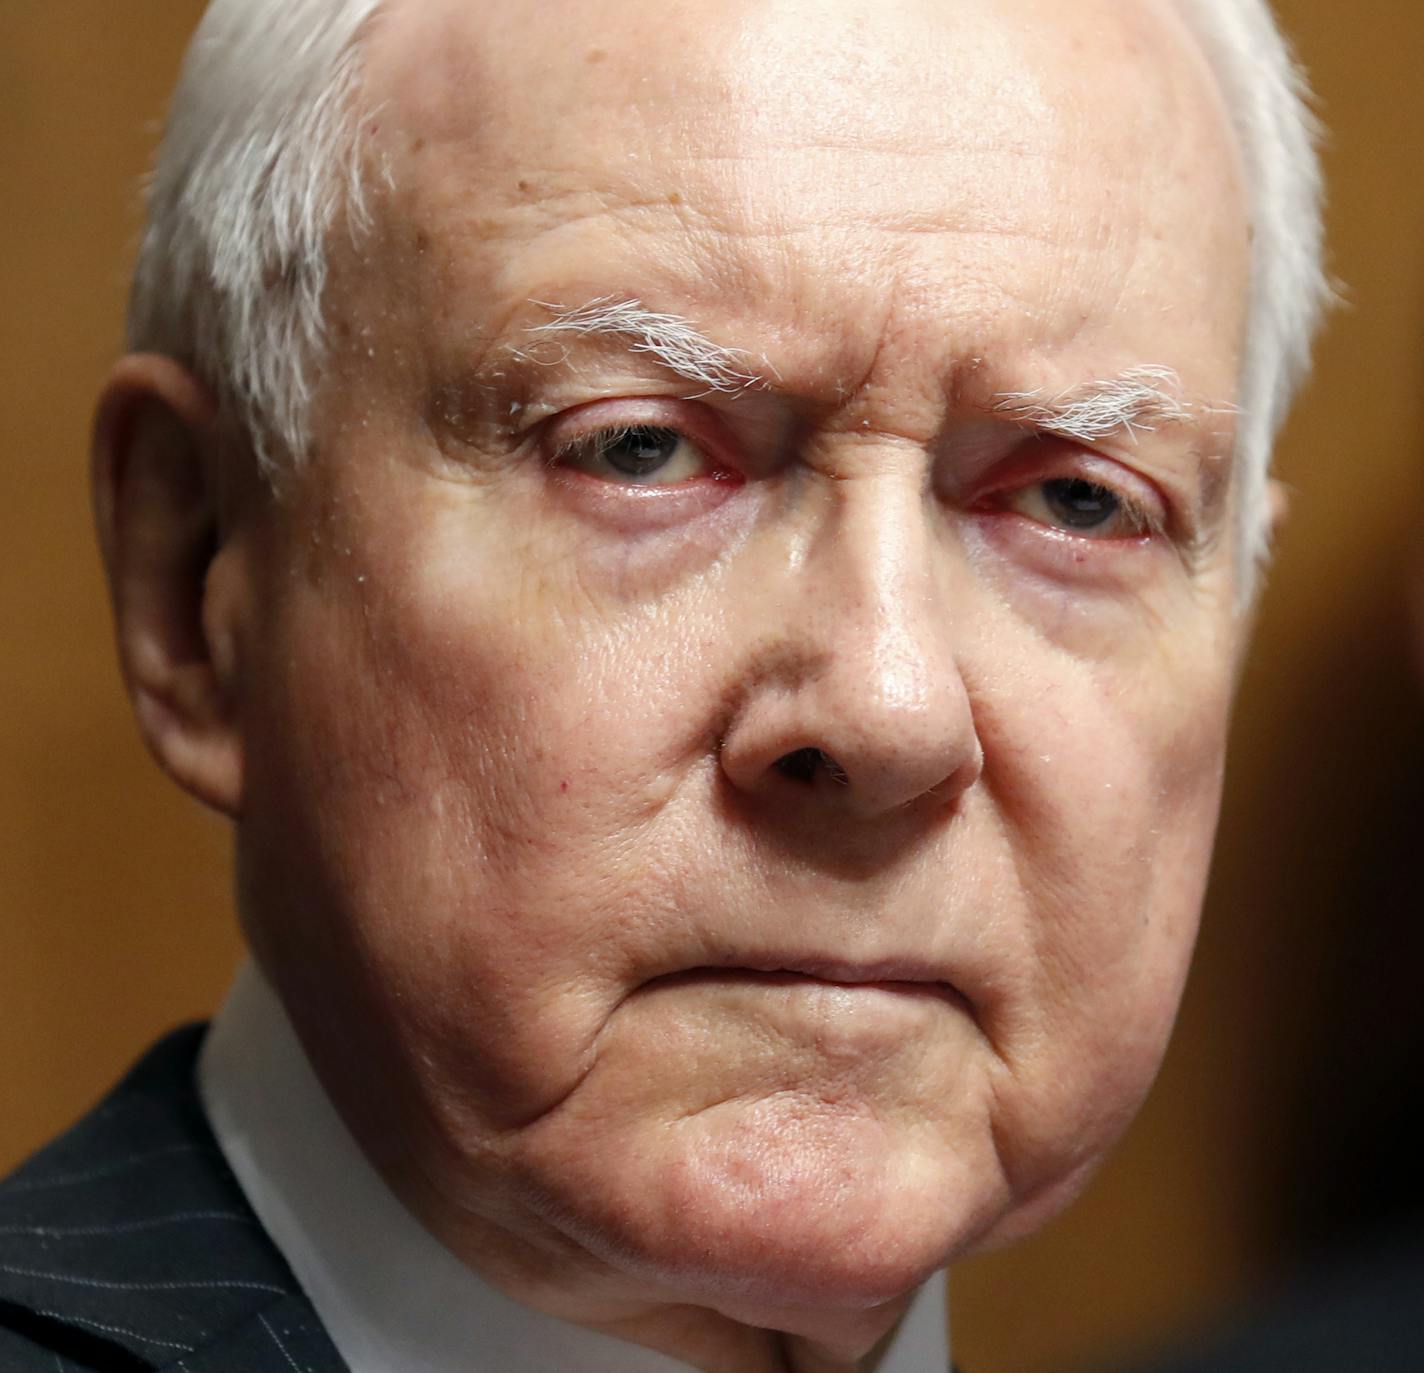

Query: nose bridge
[[810, 469, 949, 708], [719, 457, 982, 819]]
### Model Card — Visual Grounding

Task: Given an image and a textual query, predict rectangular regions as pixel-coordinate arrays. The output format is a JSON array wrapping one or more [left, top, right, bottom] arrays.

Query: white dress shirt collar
[[199, 962, 951, 1372]]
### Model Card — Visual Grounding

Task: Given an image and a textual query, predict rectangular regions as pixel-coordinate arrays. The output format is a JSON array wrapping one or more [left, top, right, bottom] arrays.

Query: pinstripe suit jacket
[[0, 1027, 347, 1372], [0, 1031, 964, 1372]]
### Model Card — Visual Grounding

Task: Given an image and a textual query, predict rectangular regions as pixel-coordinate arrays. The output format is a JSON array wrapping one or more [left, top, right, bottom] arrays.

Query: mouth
[[746, 958, 938, 985], [657, 959, 964, 1007]]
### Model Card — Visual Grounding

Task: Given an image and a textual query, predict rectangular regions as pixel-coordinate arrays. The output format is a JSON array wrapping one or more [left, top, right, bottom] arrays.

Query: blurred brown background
[[1, 4, 1421, 1371]]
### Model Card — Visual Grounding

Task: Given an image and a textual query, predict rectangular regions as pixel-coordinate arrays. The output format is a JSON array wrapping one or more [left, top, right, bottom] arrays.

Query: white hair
[[1172, 0, 1330, 580], [128, 0, 384, 472], [993, 366, 1205, 444], [127, 0, 1327, 588], [526, 297, 771, 395]]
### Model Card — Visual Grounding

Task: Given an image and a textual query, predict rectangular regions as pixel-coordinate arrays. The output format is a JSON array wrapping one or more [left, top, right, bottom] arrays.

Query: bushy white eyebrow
[[526, 297, 769, 395], [520, 312, 1225, 448], [992, 365, 1224, 442]]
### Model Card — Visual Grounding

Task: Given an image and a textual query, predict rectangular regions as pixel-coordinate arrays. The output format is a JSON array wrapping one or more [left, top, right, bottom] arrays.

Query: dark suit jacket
[[1, 1030, 964, 1372], [0, 1027, 347, 1372]]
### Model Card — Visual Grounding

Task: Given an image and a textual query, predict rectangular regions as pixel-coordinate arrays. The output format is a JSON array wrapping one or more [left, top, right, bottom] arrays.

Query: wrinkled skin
[[101, 0, 1253, 1368]]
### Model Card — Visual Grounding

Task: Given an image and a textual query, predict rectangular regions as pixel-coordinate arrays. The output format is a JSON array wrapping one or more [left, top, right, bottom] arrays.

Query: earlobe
[[92, 356, 246, 818]]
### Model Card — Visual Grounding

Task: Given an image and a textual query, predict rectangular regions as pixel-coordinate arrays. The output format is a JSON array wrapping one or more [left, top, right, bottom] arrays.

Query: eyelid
[[543, 397, 738, 461], [1055, 437, 1208, 544], [974, 440, 1174, 534]]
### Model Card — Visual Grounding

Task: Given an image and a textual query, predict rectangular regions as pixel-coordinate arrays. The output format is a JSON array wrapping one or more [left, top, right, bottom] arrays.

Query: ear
[[92, 356, 245, 817]]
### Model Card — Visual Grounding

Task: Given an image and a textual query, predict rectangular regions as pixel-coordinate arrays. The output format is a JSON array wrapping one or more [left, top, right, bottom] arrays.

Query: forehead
[[357, 0, 1247, 400]]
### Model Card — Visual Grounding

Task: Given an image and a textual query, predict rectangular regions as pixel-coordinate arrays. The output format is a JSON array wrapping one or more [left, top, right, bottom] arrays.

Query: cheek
[[965, 625, 1231, 1223], [241, 545, 728, 1139]]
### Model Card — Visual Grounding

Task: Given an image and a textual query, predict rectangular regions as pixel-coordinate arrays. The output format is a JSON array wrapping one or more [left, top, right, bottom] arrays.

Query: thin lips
[[713, 957, 945, 987], [642, 961, 969, 1014]]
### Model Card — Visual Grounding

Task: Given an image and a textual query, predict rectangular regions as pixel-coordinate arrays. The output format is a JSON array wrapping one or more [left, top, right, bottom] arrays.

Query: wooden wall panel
[[0, 0, 237, 1176]]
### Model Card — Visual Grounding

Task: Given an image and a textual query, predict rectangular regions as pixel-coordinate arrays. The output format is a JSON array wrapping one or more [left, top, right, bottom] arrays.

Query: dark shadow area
[[1262, 576, 1424, 1259]]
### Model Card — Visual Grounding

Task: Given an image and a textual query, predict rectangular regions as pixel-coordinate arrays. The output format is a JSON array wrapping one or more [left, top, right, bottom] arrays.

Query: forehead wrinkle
[[361, 0, 1246, 391]]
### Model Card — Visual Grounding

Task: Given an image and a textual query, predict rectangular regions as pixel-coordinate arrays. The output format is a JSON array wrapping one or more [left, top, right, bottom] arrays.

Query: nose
[[719, 472, 982, 821]]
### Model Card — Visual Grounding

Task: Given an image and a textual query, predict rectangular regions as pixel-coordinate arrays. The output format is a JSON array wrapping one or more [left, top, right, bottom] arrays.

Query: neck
[[587, 1297, 918, 1373], [398, 1194, 922, 1373], [396, 1164, 931, 1373]]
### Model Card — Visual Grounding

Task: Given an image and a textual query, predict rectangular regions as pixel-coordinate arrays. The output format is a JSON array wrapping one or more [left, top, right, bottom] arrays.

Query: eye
[[554, 424, 710, 486], [1002, 476, 1157, 539]]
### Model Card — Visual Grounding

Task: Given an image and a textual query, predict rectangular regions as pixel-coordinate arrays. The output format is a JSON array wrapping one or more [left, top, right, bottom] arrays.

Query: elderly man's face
[[221, 0, 1247, 1346]]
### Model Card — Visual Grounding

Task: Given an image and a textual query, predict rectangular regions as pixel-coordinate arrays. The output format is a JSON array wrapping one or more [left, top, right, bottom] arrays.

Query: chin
[[518, 1091, 999, 1318]]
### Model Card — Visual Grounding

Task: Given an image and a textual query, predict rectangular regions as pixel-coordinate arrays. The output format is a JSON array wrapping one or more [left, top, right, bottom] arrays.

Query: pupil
[[601, 426, 680, 476], [1044, 477, 1118, 529]]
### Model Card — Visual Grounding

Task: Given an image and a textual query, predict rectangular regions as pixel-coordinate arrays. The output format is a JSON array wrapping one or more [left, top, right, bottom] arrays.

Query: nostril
[[776, 749, 819, 784], [774, 748, 849, 786]]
